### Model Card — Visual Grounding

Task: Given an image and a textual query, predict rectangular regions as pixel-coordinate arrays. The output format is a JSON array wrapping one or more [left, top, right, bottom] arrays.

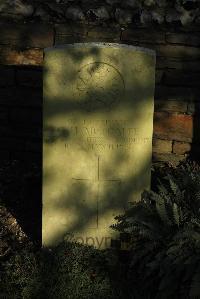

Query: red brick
[[173, 141, 191, 154], [153, 112, 193, 142], [0, 47, 43, 66]]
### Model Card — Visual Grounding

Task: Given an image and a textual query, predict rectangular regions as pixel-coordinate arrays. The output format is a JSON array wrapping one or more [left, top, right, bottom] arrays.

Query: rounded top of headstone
[[44, 43, 156, 56]]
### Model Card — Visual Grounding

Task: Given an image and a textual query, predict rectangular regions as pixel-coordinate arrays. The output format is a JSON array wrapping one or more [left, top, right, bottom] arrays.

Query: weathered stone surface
[[154, 112, 193, 142], [87, 7, 110, 21], [152, 152, 186, 166], [0, 47, 43, 66], [156, 57, 200, 72], [164, 70, 200, 87], [140, 10, 152, 24], [115, 8, 133, 24], [151, 7, 165, 24], [16, 69, 42, 88], [155, 86, 200, 102], [55, 24, 89, 44], [165, 8, 180, 23], [55, 24, 88, 37], [121, 0, 139, 8], [0, 23, 54, 48], [155, 100, 188, 113], [87, 26, 120, 41], [173, 141, 191, 154], [166, 32, 200, 47], [155, 44, 200, 59], [152, 138, 172, 153], [65, 6, 85, 21], [43, 43, 155, 247], [121, 28, 165, 44]]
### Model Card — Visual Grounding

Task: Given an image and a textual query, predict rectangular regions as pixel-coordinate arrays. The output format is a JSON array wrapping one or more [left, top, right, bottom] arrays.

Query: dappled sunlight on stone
[[43, 43, 155, 248]]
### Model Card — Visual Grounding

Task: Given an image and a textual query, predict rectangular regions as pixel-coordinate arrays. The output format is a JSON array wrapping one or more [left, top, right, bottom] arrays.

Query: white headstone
[[43, 43, 156, 248]]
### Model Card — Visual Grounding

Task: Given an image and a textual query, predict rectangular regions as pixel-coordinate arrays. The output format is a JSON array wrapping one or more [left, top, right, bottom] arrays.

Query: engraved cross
[[72, 156, 121, 228]]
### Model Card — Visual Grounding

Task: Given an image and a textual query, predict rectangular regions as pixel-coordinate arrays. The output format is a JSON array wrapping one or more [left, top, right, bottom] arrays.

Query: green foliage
[[112, 160, 200, 299], [1, 240, 121, 299]]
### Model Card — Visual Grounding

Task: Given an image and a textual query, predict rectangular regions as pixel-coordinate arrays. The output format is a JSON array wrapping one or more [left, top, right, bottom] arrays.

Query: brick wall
[[0, 22, 200, 165]]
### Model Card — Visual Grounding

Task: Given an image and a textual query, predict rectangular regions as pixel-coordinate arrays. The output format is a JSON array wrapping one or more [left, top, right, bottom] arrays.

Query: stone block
[[152, 152, 187, 166], [155, 86, 200, 102], [155, 100, 188, 113], [121, 28, 165, 44], [173, 141, 191, 154], [166, 33, 200, 47], [164, 70, 200, 87], [87, 26, 120, 41], [152, 138, 172, 153], [151, 44, 200, 59], [55, 24, 88, 45], [153, 112, 193, 142], [0, 23, 54, 48], [156, 57, 200, 72]]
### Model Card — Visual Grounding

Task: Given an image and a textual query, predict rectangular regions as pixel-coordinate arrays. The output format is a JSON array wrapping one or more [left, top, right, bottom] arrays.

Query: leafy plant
[[112, 160, 200, 299], [1, 239, 126, 299]]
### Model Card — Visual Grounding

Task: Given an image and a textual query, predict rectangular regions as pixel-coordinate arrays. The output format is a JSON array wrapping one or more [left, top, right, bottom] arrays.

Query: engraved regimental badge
[[75, 62, 125, 111]]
